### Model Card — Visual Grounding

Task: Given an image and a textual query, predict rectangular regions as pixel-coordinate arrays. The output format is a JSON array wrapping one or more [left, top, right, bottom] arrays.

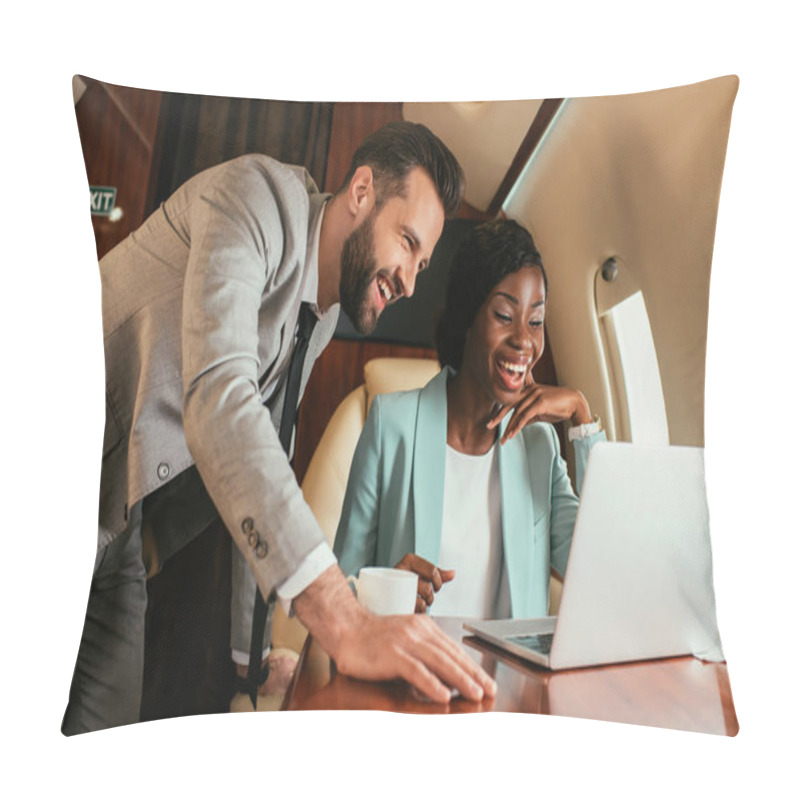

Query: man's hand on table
[[292, 564, 497, 704]]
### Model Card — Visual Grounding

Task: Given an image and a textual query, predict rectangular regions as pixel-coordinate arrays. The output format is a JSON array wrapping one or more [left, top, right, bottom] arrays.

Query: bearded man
[[62, 121, 496, 735]]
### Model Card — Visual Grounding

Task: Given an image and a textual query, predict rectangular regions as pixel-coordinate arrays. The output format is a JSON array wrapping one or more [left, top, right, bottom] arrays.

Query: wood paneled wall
[[322, 102, 403, 192], [74, 78, 162, 259]]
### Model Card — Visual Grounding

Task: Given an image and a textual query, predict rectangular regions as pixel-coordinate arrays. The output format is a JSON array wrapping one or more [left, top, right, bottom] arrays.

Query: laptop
[[464, 442, 725, 670]]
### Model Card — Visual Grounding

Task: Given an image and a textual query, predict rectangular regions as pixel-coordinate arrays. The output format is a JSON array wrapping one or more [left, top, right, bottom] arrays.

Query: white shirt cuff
[[568, 420, 602, 441], [230, 543, 336, 665], [276, 542, 338, 615]]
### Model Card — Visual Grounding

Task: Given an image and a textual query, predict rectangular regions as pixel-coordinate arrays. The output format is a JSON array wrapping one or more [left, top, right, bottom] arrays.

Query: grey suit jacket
[[98, 154, 339, 598]]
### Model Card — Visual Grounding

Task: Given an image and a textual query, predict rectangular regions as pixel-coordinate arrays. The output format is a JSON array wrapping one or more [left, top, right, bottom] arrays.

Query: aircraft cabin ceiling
[[403, 100, 544, 212]]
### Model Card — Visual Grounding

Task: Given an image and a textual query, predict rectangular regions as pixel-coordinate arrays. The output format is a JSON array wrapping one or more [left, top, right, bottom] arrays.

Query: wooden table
[[283, 617, 738, 736]]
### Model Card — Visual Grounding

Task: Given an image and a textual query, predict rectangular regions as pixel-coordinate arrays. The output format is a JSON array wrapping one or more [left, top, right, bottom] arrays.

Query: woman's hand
[[487, 383, 592, 444], [394, 553, 455, 613]]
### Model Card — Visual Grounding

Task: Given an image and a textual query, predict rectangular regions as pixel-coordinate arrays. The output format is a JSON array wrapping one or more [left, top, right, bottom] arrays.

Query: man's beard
[[339, 211, 380, 335]]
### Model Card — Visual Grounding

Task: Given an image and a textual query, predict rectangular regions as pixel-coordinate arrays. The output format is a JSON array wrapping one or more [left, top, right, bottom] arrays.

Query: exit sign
[[90, 186, 117, 216]]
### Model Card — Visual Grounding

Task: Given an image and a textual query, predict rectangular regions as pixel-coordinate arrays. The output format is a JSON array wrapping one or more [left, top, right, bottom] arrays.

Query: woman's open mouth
[[496, 358, 529, 392]]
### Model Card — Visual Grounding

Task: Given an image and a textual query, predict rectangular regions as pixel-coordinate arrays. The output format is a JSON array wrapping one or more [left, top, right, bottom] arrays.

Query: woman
[[334, 219, 605, 618]]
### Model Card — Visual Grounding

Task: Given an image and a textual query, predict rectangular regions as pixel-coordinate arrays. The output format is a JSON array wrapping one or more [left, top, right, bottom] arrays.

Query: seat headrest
[[364, 358, 440, 409]]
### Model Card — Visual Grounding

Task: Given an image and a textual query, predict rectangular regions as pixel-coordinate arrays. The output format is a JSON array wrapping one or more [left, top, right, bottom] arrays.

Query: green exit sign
[[90, 186, 117, 216]]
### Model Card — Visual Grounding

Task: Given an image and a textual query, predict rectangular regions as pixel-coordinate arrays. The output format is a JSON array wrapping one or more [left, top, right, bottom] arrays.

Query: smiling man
[[324, 161, 445, 334], [63, 121, 497, 735]]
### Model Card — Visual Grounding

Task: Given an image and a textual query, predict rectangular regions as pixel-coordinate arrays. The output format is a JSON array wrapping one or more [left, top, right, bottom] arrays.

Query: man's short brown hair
[[339, 121, 465, 218]]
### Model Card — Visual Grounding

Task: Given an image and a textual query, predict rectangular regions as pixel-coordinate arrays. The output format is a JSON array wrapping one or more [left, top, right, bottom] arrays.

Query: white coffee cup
[[348, 567, 417, 615]]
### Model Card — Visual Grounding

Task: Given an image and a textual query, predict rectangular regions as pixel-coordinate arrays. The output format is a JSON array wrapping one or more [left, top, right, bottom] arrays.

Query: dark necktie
[[245, 302, 317, 707]]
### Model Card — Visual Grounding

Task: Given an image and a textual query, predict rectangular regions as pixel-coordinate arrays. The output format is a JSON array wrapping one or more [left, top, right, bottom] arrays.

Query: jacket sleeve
[[180, 159, 326, 600], [333, 396, 383, 578], [549, 427, 606, 577]]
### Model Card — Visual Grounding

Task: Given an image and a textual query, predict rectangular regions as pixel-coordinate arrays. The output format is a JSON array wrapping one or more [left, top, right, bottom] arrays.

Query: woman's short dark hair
[[436, 219, 547, 370], [338, 121, 465, 218]]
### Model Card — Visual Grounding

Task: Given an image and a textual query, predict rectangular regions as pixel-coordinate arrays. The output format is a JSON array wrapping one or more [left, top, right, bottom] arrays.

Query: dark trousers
[[62, 504, 147, 735]]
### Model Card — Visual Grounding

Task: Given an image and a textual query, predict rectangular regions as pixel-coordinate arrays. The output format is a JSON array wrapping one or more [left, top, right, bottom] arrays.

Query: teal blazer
[[334, 368, 604, 618]]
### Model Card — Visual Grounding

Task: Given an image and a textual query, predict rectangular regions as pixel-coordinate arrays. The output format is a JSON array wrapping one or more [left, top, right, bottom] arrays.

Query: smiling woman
[[333, 219, 605, 619]]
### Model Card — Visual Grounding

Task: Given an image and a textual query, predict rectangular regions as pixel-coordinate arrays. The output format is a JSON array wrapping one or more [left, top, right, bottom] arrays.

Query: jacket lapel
[[412, 368, 449, 565], [498, 418, 536, 616]]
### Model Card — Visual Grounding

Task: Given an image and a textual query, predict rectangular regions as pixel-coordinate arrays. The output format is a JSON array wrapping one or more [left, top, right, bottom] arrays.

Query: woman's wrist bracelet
[[568, 413, 602, 441]]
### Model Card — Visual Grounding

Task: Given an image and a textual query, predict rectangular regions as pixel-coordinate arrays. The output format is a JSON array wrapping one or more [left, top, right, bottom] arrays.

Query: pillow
[[64, 75, 738, 737]]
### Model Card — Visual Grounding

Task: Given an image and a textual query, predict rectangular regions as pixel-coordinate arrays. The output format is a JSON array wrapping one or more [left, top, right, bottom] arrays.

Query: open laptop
[[464, 442, 725, 670]]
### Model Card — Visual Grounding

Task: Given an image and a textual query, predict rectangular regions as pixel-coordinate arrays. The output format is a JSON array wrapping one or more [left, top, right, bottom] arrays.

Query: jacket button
[[248, 532, 258, 548], [157, 462, 170, 480], [242, 517, 254, 535], [255, 541, 268, 559]]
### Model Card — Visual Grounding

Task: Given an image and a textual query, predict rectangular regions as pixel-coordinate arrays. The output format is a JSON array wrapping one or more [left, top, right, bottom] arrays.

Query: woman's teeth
[[499, 360, 527, 375]]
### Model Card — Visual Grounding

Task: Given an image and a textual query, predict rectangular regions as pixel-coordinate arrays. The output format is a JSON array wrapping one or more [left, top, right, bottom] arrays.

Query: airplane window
[[600, 291, 669, 445]]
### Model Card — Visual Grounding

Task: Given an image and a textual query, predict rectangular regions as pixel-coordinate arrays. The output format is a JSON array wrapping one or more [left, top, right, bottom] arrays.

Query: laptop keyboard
[[507, 632, 554, 655]]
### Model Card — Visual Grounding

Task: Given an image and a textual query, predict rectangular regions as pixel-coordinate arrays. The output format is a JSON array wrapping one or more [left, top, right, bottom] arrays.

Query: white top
[[431, 443, 511, 619]]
